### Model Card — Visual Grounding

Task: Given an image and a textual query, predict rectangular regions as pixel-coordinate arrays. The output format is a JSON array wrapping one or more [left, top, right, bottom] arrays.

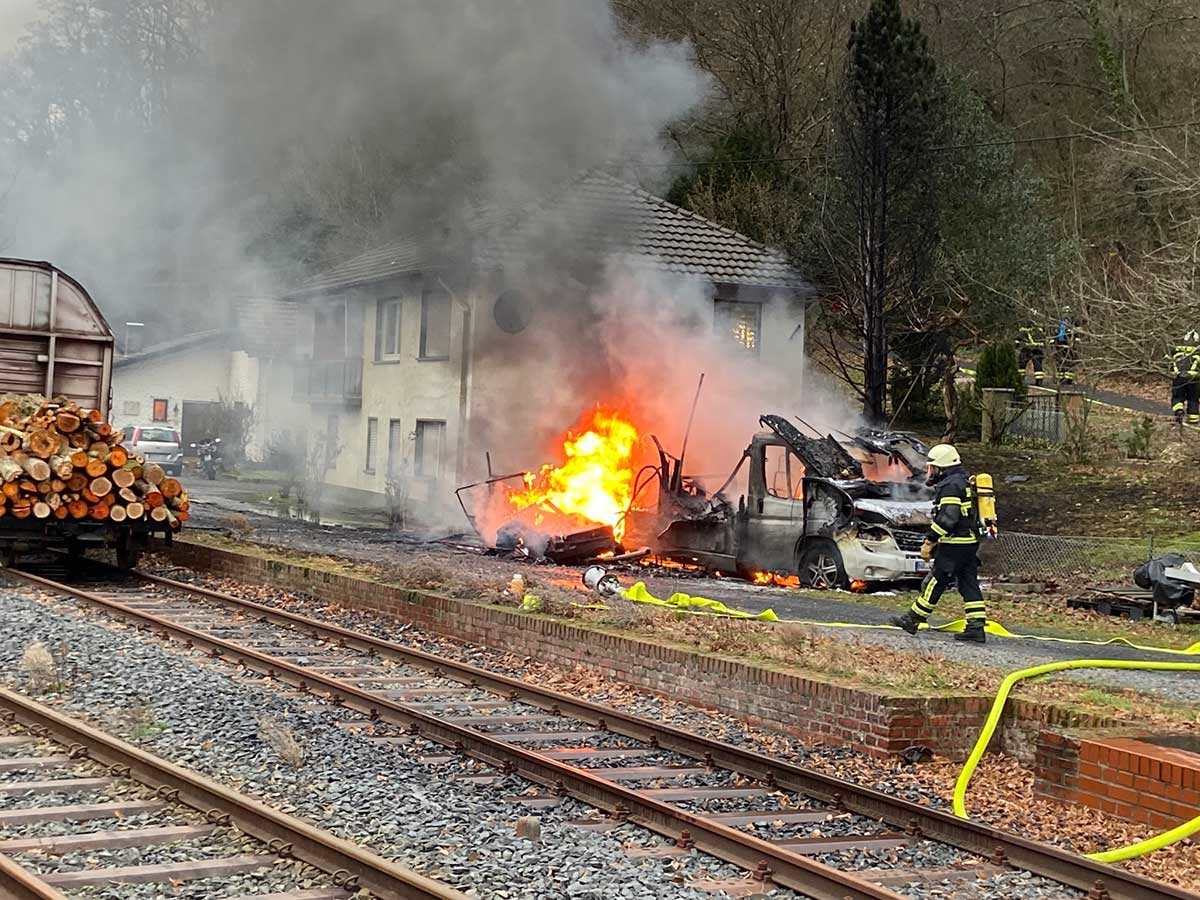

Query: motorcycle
[[192, 437, 222, 480]]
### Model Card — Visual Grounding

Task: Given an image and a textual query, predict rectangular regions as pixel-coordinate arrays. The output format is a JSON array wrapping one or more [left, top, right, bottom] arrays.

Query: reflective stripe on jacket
[[925, 467, 979, 546], [1173, 344, 1200, 378]]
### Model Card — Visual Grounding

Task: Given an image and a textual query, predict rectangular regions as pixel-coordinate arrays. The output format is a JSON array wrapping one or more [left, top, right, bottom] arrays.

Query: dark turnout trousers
[[1018, 346, 1044, 383], [1172, 376, 1200, 423], [909, 542, 985, 624]]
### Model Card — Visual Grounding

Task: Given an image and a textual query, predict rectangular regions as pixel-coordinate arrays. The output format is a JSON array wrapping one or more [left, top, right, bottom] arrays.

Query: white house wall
[[111, 345, 234, 433], [299, 278, 806, 528], [316, 285, 466, 519]]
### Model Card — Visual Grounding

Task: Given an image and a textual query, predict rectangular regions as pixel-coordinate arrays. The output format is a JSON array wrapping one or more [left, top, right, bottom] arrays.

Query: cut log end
[[55, 412, 81, 434]]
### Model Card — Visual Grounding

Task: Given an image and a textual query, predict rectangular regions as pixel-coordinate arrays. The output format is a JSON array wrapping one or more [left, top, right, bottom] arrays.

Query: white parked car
[[128, 426, 183, 476]]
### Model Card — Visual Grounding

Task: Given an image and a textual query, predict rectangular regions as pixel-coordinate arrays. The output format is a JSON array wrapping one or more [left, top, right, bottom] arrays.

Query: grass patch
[[129, 706, 168, 740]]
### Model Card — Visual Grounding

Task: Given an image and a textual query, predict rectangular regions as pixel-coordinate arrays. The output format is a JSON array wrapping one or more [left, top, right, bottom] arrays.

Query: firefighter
[[1172, 329, 1200, 425], [1054, 309, 1076, 385], [1016, 321, 1045, 386], [891, 443, 987, 643]]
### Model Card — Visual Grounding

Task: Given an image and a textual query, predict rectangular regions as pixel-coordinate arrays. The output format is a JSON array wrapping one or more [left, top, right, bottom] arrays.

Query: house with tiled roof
[[260, 172, 811, 517]]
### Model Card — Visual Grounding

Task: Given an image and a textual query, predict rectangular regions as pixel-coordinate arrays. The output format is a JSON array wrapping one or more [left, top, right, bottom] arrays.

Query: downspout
[[437, 276, 473, 486]]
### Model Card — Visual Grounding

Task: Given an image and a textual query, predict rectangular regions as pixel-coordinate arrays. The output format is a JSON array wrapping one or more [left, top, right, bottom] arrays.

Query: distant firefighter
[[1015, 321, 1045, 386], [1171, 330, 1200, 425], [1053, 309, 1077, 385]]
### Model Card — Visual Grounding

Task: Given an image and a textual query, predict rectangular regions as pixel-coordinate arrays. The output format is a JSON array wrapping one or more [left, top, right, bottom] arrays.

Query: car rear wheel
[[797, 541, 847, 590]]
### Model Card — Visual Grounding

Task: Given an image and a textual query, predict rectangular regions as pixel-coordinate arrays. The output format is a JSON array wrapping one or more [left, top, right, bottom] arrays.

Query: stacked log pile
[[0, 397, 188, 528]]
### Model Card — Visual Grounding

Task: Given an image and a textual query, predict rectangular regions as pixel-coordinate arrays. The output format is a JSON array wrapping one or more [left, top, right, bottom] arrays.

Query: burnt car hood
[[852, 497, 932, 527]]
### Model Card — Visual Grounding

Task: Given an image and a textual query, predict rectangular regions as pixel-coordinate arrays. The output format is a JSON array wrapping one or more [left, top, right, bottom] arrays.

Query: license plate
[[913, 560, 931, 573]]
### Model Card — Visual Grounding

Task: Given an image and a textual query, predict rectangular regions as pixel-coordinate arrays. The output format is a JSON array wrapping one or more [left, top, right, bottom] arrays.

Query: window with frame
[[714, 299, 761, 354], [375, 299, 402, 360], [152, 398, 168, 422], [122, 400, 140, 417], [387, 419, 405, 478], [365, 418, 379, 473], [414, 419, 446, 480], [419, 285, 451, 360], [764, 445, 804, 500]]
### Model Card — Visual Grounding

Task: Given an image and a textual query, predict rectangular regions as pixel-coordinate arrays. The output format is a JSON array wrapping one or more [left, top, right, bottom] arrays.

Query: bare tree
[[1068, 119, 1200, 378]]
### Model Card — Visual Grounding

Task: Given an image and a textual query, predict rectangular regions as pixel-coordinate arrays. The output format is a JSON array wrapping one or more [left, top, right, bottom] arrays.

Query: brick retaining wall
[[1035, 732, 1200, 828], [167, 540, 1116, 761]]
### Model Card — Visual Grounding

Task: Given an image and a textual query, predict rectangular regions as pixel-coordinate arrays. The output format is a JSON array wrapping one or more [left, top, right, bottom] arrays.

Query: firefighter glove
[[920, 540, 935, 562]]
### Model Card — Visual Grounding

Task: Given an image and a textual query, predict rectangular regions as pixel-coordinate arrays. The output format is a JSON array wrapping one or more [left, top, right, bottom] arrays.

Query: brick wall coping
[[168, 538, 1124, 759]]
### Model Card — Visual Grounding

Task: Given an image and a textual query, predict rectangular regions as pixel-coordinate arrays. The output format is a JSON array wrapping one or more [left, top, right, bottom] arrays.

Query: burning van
[[634, 415, 935, 589], [458, 409, 935, 590]]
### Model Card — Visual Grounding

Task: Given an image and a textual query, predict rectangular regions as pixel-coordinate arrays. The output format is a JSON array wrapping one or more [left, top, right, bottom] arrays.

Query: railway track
[[4, 559, 1195, 900], [0, 685, 465, 900]]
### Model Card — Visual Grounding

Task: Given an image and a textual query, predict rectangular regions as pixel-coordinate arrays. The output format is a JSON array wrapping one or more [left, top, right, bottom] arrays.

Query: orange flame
[[508, 407, 640, 540], [752, 571, 801, 588]]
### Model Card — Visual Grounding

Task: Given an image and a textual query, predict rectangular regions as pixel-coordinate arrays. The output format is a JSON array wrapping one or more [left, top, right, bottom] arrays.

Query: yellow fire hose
[[951, 657, 1200, 863], [597, 582, 1200, 862]]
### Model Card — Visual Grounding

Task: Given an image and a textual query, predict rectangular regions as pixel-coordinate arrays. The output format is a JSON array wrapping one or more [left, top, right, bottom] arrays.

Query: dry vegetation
[[257, 716, 305, 768], [19, 641, 60, 692]]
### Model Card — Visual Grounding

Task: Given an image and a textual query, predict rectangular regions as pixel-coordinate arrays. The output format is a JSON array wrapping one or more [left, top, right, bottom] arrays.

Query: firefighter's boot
[[954, 621, 987, 644], [890, 611, 924, 635]]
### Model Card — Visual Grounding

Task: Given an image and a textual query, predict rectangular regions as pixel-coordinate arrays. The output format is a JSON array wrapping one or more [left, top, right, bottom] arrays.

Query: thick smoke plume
[[0, 0, 707, 324]]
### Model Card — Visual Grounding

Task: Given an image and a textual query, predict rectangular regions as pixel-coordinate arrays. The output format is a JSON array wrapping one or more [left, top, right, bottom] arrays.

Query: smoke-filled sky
[[0, 0, 708, 330], [0, 1, 39, 52]]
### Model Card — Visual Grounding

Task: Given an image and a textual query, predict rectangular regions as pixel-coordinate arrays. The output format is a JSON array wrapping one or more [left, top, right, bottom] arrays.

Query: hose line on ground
[[951, 657, 1200, 863], [593, 576, 1200, 861]]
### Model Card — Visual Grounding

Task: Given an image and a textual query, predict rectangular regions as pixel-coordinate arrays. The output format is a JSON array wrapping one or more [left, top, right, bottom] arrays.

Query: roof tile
[[288, 172, 806, 297]]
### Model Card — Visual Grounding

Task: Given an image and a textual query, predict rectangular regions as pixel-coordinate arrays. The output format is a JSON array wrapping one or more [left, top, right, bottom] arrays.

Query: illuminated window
[[152, 399, 168, 421], [714, 300, 761, 353]]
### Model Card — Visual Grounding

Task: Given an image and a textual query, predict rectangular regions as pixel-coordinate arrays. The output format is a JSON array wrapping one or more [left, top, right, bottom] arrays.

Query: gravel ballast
[[139, 564, 1200, 892], [0, 587, 791, 900]]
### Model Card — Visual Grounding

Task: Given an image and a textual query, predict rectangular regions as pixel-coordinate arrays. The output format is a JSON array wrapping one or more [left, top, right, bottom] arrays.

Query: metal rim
[[801, 548, 841, 589]]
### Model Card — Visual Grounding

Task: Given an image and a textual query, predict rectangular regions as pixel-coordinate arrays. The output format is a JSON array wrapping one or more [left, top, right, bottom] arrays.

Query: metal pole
[[676, 372, 705, 487]]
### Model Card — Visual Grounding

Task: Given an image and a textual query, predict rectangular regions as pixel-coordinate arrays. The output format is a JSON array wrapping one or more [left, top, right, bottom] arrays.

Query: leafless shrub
[[20, 641, 60, 692], [221, 513, 254, 538], [257, 716, 305, 767]]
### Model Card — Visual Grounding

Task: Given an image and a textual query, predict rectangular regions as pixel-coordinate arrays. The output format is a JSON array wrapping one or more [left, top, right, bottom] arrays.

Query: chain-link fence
[[978, 531, 1200, 583]]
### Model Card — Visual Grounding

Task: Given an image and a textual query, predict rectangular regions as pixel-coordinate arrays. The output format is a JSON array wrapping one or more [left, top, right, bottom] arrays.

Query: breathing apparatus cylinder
[[972, 473, 997, 538]]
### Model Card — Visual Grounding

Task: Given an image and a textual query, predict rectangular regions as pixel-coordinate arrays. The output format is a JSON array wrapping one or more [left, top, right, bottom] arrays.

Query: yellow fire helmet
[[927, 444, 962, 468]]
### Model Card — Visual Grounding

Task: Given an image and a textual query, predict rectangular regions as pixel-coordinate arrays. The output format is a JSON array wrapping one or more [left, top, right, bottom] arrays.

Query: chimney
[[123, 322, 145, 355]]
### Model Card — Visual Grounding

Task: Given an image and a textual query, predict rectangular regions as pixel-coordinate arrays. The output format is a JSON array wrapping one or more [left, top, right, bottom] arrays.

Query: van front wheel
[[797, 541, 847, 590]]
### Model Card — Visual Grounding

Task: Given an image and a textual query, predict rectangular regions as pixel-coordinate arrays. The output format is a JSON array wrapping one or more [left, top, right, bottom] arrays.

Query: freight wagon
[[0, 259, 172, 567]]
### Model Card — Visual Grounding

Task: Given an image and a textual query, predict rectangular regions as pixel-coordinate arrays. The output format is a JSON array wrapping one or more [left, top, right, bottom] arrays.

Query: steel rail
[[5, 567, 904, 900], [121, 566, 1200, 900], [0, 686, 467, 900], [0, 850, 67, 900]]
